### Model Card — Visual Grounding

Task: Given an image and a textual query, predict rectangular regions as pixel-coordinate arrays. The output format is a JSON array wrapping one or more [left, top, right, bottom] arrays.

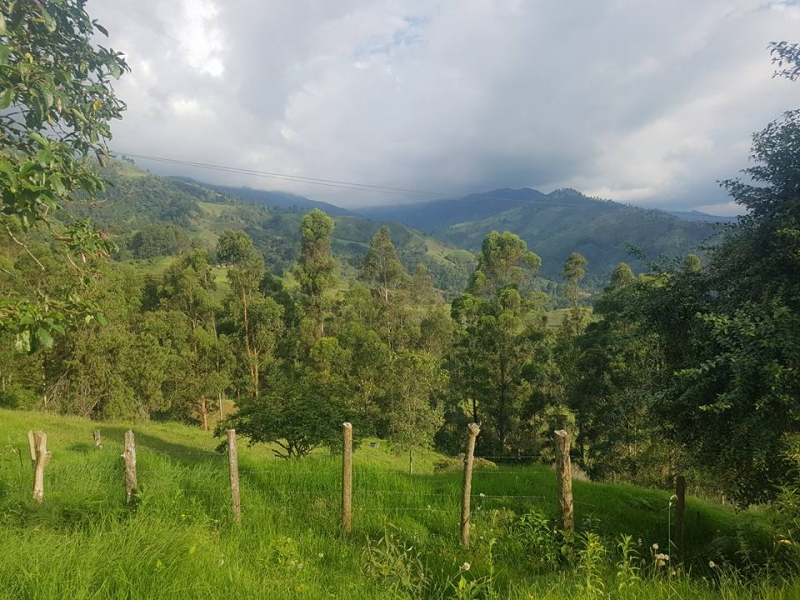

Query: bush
[[0, 386, 39, 409]]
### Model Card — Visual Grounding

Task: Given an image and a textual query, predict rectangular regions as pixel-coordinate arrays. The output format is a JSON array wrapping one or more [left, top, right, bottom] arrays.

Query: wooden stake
[[409, 448, 414, 476], [93, 430, 102, 449], [342, 422, 353, 533], [227, 429, 241, 524], [675, 475, 686, 565], [123, 430, 137, 506], [27, 430, 36, 468], [200, 397, 209, 432], [554, 430, 574, 533], [32, 431, 50, 503], [460, 423, 480, 549]]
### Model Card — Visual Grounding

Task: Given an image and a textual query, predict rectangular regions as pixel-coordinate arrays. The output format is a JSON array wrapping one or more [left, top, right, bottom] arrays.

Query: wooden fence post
[[460, 423, 480, 549], [93, 430, 102, 449], [123, 430, 137, 506], [554, 430, 574, 533], [227, 429, 241, 524], [32, 431, 50, 503], [675, 475, 686, 565], [342, 422, 353, 533], [27, 430, 36, 469]]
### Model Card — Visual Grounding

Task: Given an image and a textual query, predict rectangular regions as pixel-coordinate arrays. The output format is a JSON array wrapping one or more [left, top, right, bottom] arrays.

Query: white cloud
[[90, 0, 798, 214]]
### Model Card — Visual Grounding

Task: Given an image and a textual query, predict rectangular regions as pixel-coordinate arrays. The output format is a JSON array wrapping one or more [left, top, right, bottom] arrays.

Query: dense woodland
[[1, 0, 798, 517]]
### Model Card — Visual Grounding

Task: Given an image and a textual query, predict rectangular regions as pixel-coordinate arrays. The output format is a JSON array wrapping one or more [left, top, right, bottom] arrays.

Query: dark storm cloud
[[91, 0, 799, 214]]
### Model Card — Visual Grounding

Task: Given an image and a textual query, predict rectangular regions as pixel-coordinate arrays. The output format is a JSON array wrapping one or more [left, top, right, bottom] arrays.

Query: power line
[[113, 151, 602, 209]]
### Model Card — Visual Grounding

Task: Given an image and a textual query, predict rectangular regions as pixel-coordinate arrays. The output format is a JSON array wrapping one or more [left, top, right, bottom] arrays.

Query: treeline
[[1, 0, 796, 511], [3, 109, 800, 504]]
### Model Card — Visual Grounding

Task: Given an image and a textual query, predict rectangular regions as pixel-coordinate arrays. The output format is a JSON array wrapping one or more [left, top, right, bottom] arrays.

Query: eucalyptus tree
[[451, 231, 544, 455], [294, 209, 336, 341]]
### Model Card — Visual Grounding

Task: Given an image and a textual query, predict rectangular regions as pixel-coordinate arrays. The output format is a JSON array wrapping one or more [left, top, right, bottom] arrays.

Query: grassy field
[[0, 409, 796, 599]]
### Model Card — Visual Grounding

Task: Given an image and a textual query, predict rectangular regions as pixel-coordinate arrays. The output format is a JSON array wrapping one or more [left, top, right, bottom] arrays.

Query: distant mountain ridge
[[124, 170, 726, 287], [355, 188, 721, 285], [667, 209, 738, 223], [171, 177, 354, 217], [71, 162, 475, 297]]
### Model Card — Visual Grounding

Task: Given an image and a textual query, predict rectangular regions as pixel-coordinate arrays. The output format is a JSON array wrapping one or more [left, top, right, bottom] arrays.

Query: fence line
[[2, 425, 689, 559]]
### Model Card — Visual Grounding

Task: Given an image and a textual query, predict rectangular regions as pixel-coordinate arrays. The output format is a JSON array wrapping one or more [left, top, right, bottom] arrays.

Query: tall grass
[[0, 409, 796, 599]]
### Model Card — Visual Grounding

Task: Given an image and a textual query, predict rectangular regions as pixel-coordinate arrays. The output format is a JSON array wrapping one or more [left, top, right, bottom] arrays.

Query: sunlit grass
[[0, 409, 795, 599]]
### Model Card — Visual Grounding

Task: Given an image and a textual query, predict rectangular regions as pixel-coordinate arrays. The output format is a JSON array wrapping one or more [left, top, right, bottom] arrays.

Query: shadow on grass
[[98, 426, 221, 465]]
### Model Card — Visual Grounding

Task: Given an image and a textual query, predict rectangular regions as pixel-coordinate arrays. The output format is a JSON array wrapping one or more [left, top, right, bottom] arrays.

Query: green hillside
[[0, 409, 791, 600], [62, 161, 475, 297], [358, 189, 719, 286]]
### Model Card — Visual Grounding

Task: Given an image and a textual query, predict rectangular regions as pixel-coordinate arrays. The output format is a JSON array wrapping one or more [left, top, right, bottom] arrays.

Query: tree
[[451, 231, 544, 455], [467, 231, 541, 297], [216, 231, 268, 397], [563, 252, 588, 308], [0, 0, 128, 349], [384, 351, 446, 454], [770, 41, 800, 81], [294, 209, 336, 340], [631, 103, 800, 503], [360, 226, 408, 304]]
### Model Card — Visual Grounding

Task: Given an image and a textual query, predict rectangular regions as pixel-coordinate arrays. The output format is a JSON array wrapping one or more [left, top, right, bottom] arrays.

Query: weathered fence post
[[409, 448, 414, 476], [27, 430, 36, 469], [342, 422, 353, 533], [675, 475, 686, 565], [227, 429, 241, 523], [123, 430, 137, 506], [93, 430, 102, 449], [460, 423, 480, 549], [554, 430, 575, 533], [32, 431, 50, 503]]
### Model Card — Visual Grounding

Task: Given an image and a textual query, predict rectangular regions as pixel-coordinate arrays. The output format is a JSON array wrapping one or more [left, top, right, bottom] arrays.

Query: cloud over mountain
[[94, 0, 799, 213]]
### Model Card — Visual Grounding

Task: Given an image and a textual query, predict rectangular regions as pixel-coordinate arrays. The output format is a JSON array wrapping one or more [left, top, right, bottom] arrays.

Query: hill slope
[[175, 178, 355, 217], [65, 161, 475, 296], [0, 408, 788, 600], [358, 189, 719, 285]]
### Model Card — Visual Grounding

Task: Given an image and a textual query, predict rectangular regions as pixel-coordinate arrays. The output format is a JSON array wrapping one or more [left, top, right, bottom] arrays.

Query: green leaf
[[14, 330, 31, 353], [0, 43, 9, 66], [0, 12, 6, 35], [49, 173, 66, 195], [41, 9, 56, 33], [36, 327, 54, 349], [0, 88, 12, 109], [94, 22, 108, 37]]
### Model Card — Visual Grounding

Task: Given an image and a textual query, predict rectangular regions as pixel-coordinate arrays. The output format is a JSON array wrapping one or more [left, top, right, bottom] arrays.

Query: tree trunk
[[200, 397, 209, 431]]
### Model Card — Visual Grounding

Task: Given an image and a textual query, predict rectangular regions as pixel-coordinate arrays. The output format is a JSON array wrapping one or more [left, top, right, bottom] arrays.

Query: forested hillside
[[358, 188, 719, 285], [60, 161, 476, 297]]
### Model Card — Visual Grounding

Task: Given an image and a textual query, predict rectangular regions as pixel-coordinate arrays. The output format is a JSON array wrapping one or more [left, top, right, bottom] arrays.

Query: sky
[[92, 0, 799, 215]]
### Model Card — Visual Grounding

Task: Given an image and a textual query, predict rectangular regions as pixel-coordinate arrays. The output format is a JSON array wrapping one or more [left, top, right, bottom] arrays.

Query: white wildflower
[[461, 562, 471, 571]]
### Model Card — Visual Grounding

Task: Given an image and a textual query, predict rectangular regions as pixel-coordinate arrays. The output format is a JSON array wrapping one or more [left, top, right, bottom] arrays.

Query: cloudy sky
[[92, 0, 799, 214]]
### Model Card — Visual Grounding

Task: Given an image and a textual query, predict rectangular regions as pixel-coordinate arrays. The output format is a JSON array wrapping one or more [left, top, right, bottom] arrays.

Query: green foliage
[[362, 526, 427, 599], [360, 226, 409, 304], [770, 41, 800, 81], [220, 363, 348, 458], [0, 0, 127, 228], [131, 222, 190, 259], [0, 409, 798, 598], [450, 231, 551, 455], [0, 0, 128, 348], [629, 109, 800, 504]]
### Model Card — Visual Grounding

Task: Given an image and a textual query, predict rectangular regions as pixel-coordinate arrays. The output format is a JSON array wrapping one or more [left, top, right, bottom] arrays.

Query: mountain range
[[76, 161, 731, 294]]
